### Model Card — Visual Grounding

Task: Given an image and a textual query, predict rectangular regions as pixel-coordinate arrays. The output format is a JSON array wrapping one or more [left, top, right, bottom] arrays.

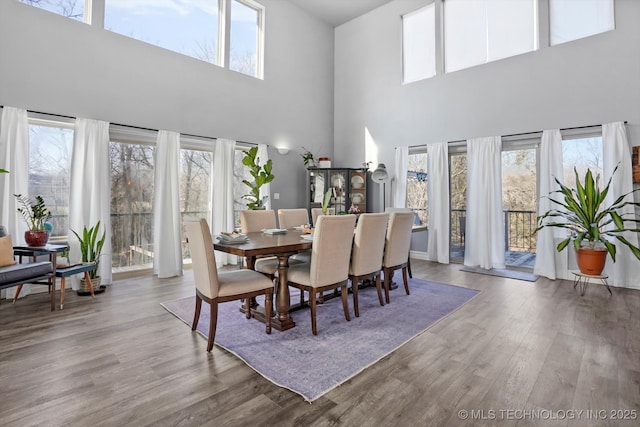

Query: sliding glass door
[[449, 152, 467, 261]]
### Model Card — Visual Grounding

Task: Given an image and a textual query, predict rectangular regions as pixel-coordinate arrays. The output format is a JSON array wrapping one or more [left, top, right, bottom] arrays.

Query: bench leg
[[60, 277, 66, 309], [84, 272, 95, 299], [12, 284, 23, 304]]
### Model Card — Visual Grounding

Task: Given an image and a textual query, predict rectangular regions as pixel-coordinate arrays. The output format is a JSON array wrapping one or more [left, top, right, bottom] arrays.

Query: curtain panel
[[69, 118, 112, 287], [0, 107, 30, 298], [153, 130, 183, 278], [393, 147, 408, 208], [602, 122, 640, 289], [426, 142, 450, 264], [534, 129, 566, 280], [212, 138, 237, 266], [464, 136, 505, 269]]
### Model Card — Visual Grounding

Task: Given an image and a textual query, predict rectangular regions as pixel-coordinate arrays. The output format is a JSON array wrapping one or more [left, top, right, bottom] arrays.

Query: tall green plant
[[241, 146, 274, 210], [0, 169, 8, 173], [72, 221, 106, 279], [535, 166, 640, 262]]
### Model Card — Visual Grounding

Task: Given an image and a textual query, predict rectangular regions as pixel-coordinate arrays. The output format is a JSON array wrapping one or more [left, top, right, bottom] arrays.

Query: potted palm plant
[[535, 166, 640, 275], [242, 146, 274, 210], [15, 194, 52, 246], [72, 221, 106, 293]]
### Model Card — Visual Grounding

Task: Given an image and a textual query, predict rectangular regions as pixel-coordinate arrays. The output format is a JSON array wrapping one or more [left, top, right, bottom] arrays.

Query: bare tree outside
[[406, 152, 427, 225], [20, 0, 84, 20]]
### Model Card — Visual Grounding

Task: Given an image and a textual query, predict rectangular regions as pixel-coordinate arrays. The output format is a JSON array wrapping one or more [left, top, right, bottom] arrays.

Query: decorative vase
[[576, 247, 608, 276], [24, 230, 49, 247]]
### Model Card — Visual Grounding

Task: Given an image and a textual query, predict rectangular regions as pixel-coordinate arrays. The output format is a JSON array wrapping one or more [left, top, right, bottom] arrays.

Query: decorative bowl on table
[[301, 225, 314, 234]]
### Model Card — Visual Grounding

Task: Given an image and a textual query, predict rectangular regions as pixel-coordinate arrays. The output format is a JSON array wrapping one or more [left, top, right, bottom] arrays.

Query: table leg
[[273, 254, 295, 330]]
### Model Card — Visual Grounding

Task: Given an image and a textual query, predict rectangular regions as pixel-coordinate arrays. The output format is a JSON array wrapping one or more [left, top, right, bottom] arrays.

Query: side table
[[12, 244, 68, 311], [572, 271, 612, 296]]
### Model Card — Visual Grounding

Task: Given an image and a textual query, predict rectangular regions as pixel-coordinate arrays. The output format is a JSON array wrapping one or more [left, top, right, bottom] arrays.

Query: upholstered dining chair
[[385, 207, 415, 278], [382, 212, 415, 304], [283, 214, 357, 335], [277, 208, 310, 229], [184, 218, 273, 352], [349, 213, 389, 317], [239, 210, 280, 278], [311, 208, 324, 226]]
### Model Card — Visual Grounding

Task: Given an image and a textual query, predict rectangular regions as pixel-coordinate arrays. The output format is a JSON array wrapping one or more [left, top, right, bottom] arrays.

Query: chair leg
[[383, 268, 391, 304], [265, 291, 272, 334], [341, 284, 351, 322], [207, 302, 218, 352], [352, 278, 360, 317], [407, 255, 413, 278], [310, 290, 318, 335], [375, 274, 384, 306], [192, 295, 203, 330], [402, 266, 410, 295]]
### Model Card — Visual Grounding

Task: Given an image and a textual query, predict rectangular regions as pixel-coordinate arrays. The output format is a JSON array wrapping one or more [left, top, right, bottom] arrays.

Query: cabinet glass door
[[329, 170, 347, 213], [309, 170, 326, 206]]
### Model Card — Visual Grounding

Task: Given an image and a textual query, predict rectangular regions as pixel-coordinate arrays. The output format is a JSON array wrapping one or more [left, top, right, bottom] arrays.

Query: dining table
[[213, 229, 312, 331]]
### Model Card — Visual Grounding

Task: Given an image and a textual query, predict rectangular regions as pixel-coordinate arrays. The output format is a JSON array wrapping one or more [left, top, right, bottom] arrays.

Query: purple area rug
[[161, 278, 479, 402]]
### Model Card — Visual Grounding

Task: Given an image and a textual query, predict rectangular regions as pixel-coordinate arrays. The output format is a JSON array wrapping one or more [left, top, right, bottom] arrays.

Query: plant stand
[[572, 271, 612, 297]]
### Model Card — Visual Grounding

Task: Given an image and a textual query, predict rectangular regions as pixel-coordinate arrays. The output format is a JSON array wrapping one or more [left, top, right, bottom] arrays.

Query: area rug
[[161, 278, 479, 402], [460, 265, 538, 282]]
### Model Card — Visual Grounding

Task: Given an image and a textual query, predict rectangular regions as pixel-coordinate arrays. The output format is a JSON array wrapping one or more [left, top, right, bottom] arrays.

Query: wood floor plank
[[1, 260, 639, 426]]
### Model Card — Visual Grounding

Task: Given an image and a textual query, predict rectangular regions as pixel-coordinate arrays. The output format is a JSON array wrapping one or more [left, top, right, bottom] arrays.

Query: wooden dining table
[[214, 229, 312, 331]]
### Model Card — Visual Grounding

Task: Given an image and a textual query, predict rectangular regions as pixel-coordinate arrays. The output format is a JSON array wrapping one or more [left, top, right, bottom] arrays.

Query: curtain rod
[[0, 106, 261, 146], [402, 121, 628, 148]]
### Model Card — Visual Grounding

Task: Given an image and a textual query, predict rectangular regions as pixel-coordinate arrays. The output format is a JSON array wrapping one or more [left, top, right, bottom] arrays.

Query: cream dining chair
[[382, 212, 415, 304], [184, 218, 273, 352], [311, 208, 324, 226], [349, 213, 389, 317], [283, 214, 357, 335], [277, 208, 310, 229], [239, 210, 280, 278], [385, 207, 415, 278]]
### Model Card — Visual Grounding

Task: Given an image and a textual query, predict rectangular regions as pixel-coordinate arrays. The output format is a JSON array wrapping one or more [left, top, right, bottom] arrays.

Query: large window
[[402, 4, 436, 84], [28, 120, 73, 240], [444, 0, 538, 73], [550, 0, 615, 46], [562, 135, 603, 186], [180, 146, 213, 260], [406, 151, 428, 225], [104, 0, 264, 78], [104, 0, 220, 65], [20, 0, 86, 22]]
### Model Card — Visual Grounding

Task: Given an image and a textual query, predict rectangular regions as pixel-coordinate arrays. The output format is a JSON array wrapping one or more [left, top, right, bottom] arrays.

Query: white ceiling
[[289, 0, 393, 27]]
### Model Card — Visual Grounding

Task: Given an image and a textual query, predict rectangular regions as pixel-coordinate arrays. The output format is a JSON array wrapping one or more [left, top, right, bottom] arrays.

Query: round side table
[[571, 271, 612, 296]]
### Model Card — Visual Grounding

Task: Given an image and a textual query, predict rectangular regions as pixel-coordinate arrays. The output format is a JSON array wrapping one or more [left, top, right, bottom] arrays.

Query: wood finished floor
[[1, 260, 639, 427]]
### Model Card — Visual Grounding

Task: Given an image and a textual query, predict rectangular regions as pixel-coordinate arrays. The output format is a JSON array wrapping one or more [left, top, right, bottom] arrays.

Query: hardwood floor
[[1, 260, 639, 426]]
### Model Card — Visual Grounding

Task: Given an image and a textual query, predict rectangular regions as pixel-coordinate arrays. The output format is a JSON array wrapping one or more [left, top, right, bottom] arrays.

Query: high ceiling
[[289, 0, 393, 27]]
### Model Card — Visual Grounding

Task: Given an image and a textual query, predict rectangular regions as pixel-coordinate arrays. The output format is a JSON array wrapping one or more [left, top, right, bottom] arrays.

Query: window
[[20, 0, 86, 22], [28, 119, 73, 240], [229, 0, 263, 78], [550, 0, 614, 46], [444, 0, 538, 73], [104, 0, 264, 78], [104, 0, 220, 65], [180, 146, 212, 261], [406, 151, 428, 225], [402, 5, 436, 83], [109, 141, 155, 271], [562, 135, 603, 187]]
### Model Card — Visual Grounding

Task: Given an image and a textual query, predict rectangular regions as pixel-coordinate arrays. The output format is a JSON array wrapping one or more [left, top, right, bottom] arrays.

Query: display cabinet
[[307, 168, 367, 216]]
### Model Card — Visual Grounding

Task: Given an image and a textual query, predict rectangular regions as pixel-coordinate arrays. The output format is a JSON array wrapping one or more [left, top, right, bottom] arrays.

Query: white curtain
[[69, 118, 112, 287], [602, 122, 640, 289], [464, 136, 505, 269], [212, 138, 237, 265], [393, 146, 409, 208], [153, 130, 183, 278], [0, 107, 30, 299], [257, 144, 271, 210], [426, 142, 450, 264], [534, 129, 566, 280]]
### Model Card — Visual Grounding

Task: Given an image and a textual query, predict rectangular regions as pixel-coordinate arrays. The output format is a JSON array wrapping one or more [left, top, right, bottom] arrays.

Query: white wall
[[334, 0, 640, 173], [0, 0, 334, 210]]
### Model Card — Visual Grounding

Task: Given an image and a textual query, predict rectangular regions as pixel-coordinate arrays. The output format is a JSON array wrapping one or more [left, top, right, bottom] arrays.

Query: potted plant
[[72, 221, 106, 293], [300, 147, 317, 169], [0, 168, 8, 173], [14, 194, 52, 246], [241, 146, 274, 210], [534, 166, 640, 275]]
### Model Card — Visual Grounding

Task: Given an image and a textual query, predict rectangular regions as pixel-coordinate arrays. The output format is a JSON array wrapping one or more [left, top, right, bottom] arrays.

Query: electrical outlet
[[274, 193, 280, 200]]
